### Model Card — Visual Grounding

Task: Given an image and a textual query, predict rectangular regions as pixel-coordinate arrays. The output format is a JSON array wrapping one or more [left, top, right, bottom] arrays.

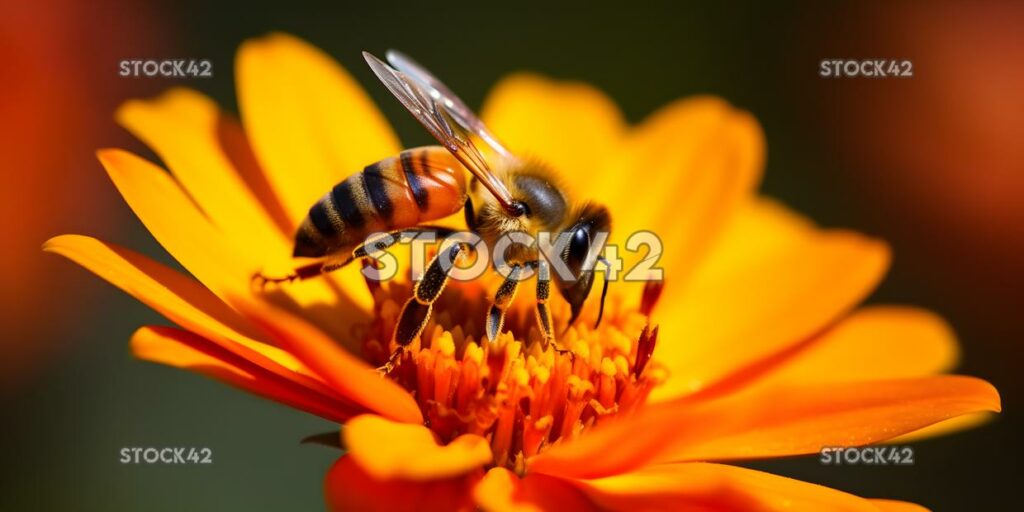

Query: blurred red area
[[0, 0, 172, 392], [807, 1, 1024, 356], [841, 1, 1024, 242]]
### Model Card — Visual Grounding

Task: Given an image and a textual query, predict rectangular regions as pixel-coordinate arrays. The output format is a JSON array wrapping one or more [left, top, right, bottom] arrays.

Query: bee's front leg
[[531, 259, 554, 344], [392, 241, 473, 346], [485, 264, 524, 341], [531, 259, 572, 356]]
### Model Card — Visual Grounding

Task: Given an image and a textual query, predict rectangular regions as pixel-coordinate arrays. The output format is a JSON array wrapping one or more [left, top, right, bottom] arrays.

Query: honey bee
[[258, 50, 611, 353]]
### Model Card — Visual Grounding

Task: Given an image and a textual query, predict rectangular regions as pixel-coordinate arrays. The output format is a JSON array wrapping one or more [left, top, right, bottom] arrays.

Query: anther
[[634, 324, 658, 379], [640, 280, 665, 317]]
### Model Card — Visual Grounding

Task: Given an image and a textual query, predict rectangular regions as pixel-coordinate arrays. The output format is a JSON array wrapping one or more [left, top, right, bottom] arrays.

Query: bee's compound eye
[[509, 200, 529, 218], [566, 226, 591, 277]]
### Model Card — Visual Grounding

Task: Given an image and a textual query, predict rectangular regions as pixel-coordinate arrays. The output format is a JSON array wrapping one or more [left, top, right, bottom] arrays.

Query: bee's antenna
[[594, 256, 611, 328]]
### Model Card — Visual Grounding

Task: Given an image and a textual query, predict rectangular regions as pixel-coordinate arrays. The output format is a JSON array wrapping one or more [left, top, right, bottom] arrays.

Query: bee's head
[[557, 203, 611, 326]]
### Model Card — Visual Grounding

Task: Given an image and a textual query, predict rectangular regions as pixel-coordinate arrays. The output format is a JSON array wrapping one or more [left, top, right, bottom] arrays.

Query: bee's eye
[[509, 200, 529, 218], [565, 226, 591, 277]]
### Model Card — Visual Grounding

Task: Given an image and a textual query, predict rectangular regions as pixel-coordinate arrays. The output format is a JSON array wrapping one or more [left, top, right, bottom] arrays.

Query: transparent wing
[[386, 49, 514, 160], [363, 51, 517, 211]]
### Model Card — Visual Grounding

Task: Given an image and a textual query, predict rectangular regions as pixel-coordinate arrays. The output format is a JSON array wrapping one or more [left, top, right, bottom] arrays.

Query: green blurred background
[[2, 0, 1021, 510]]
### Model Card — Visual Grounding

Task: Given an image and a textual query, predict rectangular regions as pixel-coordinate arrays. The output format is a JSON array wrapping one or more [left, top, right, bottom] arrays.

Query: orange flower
[[46, 33, 999, 511]]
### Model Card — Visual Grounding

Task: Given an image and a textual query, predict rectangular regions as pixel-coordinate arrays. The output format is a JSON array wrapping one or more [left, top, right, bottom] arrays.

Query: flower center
[[356, 275, 664, 472]]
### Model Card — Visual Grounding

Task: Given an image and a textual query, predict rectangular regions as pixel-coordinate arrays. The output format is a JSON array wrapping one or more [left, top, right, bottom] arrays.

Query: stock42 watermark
[[120, 446, 213, 464], [819, 59, 914, 78], [119, 59, 213, 78], [820, 446, 915, 466], [352, 230, 664, 284]]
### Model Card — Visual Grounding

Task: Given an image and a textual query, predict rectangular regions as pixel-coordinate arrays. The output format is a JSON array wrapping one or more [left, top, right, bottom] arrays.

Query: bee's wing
[[363, 51, 518, 212], [385, 50, 514, 160]]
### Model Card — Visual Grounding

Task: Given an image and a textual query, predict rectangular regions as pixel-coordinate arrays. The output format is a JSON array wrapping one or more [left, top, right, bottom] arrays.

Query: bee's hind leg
[[253, 227, 455, 291], [251, 260, 338, 290]]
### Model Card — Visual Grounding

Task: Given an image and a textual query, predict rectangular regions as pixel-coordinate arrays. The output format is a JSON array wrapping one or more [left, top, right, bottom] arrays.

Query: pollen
[[357, 277, 666, 471]]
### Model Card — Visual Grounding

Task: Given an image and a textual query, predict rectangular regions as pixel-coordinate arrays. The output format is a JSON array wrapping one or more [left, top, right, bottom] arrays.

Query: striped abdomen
[[293, 146, 467, 257]]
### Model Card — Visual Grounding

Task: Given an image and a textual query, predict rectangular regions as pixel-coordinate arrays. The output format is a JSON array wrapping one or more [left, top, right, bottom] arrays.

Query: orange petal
[[236, 32, 400, 227], [474, 467, 597, 512], [241, 303, 422, 424], [43, 235, 341, 398], [651, 198, 891, 401], [343, 414, 490, 480], [529, 376, 1000, 479], [96, 148, 252, 297], [570, 462, 900, 512], [324, 456, 475, 512], [132, 326, 357, 422], [869, 499, 930, 512], [116, 88, 291, 257], [480, 73, 626, 191]]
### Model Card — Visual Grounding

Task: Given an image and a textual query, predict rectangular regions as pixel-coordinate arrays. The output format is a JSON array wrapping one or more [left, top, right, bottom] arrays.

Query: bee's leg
[[531, 260, 572, 355], [251, 261, 334, 289], [253, 227, 454, 290], [485, 264, 524, 341], [375, 345, 405, 375], [393, 241, 471, 347], [532, 259, 555, 344]]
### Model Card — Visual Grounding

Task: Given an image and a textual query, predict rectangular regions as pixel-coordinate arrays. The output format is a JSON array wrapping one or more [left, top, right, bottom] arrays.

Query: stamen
[[359, 279, 663, 470], [640, 280, 665, 317], [634, 324, 658, 379]]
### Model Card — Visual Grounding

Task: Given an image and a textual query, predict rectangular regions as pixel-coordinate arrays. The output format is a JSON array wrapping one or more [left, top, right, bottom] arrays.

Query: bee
[[258, 50, 611, 353]]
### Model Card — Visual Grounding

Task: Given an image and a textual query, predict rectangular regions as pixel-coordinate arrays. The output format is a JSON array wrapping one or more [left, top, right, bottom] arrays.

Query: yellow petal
[[131, 326, 358, 422], [324, 456, 474, 512], [651, 198, 891, 401], [45, 234, 254, 342], [97, 146, 367, 345], [473, 467, 597, 512], [671, 306, 963, 407], [43, 235, 339, 398], [572, 462, 896, 512], [343, 414, 491, 480], [116, 88, 291, 258], [241, 302, 422, 424], [885, 411, 995, 443], [480, 73, 626, 191], [236, 32, 400, 226], [604, 97, 764, 281], [96, 148, 251, 297], [528, 376, 1000, 479], [755, 306, 959, 385]]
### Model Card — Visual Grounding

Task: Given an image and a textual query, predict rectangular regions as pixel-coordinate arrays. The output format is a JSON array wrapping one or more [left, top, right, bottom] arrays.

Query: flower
[[45, 33, 1000, 511]]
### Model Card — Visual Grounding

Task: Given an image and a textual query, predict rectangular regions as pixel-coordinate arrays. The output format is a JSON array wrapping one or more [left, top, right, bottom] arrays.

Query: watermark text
[[119, 446, 213, 464], [820, 446, 914, 465], [119, 59, 212, 78]]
